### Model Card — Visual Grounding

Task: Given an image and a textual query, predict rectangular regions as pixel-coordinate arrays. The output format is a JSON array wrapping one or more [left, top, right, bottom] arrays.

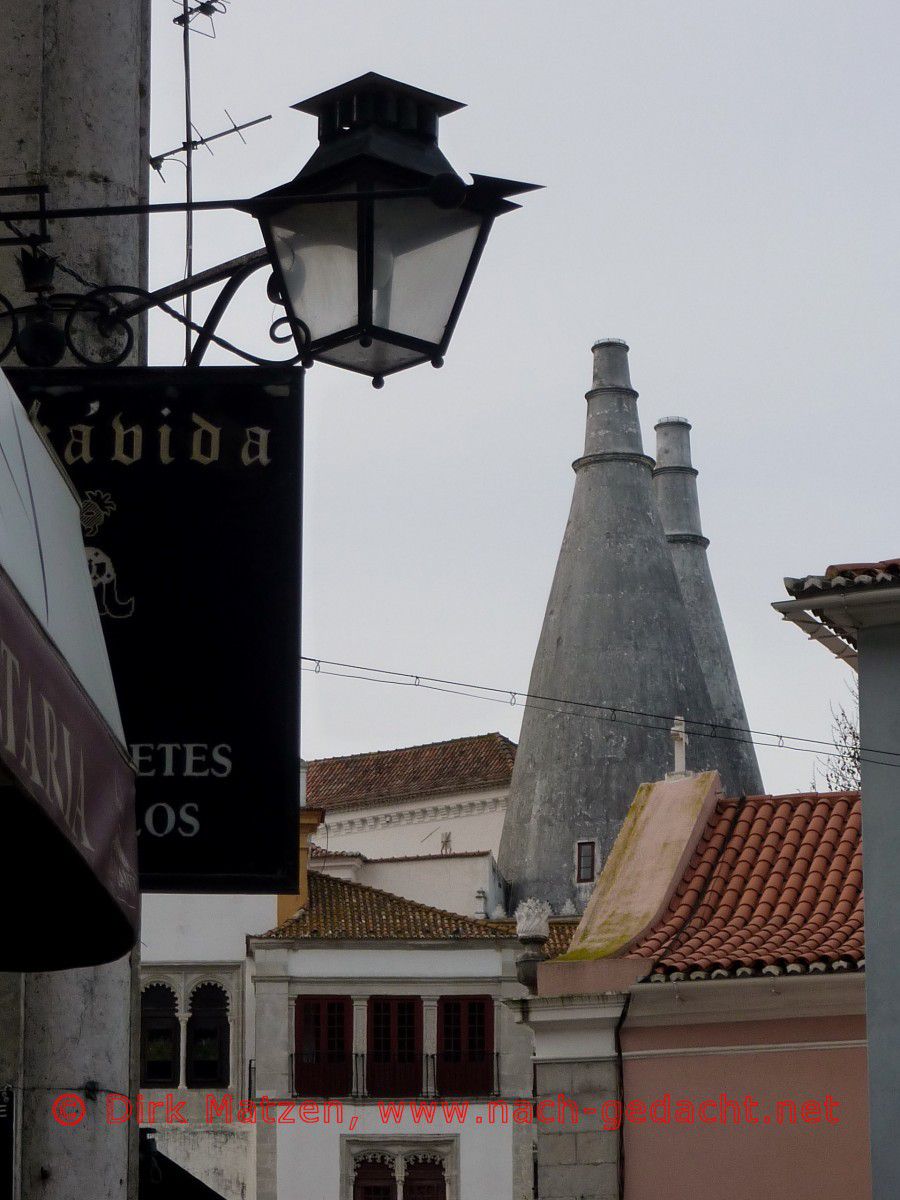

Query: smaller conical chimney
[[653, 418, 704, 540], [653, 417, 763, 794]]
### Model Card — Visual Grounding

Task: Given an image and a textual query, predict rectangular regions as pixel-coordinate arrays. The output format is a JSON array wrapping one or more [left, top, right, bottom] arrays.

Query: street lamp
[[242, 73, 538, 387], [0, 74, 537, 379]]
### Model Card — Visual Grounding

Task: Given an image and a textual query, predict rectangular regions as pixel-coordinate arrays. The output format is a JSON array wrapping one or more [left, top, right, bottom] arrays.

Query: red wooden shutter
[[436, 996, 493, 1095], [366, 997, 422, 1096], [294, 996, 351, 1097]]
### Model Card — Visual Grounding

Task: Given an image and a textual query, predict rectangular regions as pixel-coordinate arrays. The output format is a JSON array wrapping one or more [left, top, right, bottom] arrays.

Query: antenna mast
[[161, 1, 271, 362]]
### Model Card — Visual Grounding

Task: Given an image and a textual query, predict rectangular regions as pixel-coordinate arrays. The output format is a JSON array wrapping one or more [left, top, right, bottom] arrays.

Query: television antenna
[[153, 1, 271, 362]]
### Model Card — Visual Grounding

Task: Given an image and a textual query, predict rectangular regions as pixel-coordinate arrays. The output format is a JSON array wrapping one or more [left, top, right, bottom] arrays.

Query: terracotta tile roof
[[309, 843, 366, 859], [308, 733, 516, 813], [627, 792, 863, 981], [256, 870, 515, 943], [492, 918, 579, 958], [785, 558, 900, 599]]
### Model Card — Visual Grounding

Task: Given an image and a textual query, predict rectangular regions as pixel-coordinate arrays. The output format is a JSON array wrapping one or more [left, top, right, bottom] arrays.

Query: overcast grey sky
[[149, 1, 898, 794]]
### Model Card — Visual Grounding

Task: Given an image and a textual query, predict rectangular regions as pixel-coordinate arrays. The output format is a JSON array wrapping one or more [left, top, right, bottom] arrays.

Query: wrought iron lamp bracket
[[0, 245, 307, 369]]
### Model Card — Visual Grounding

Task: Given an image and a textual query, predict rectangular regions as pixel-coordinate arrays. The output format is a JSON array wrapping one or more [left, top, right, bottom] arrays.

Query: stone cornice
[[322, 792, 506, 837], [626, 972, 865, 1027], [506, 992, 628, 1062]]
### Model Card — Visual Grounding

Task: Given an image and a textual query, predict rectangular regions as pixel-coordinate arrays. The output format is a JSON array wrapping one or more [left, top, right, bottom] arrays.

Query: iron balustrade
[[285, 1052, 501, 1100]]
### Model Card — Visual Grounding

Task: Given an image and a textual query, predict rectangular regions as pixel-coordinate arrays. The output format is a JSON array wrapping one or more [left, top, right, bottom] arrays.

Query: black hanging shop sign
[[9, 367, 302, 892]]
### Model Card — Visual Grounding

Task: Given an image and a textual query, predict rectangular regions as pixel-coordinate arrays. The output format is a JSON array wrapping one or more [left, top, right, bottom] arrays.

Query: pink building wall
[[621, 1015, 870, 1200]]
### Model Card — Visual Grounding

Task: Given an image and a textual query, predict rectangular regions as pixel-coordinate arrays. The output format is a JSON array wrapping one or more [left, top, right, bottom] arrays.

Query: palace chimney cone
[[498, 342, 760, 911]]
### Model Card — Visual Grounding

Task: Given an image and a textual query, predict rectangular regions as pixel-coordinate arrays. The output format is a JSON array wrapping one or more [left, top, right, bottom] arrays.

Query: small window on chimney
[[576, 841, 595, 883]]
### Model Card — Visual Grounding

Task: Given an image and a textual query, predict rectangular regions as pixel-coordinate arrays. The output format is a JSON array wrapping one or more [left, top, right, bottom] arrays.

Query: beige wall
[[620, 1015, 870, 1200]]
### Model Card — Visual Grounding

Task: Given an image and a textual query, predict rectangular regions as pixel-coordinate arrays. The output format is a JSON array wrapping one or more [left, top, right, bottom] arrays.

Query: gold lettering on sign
[[191, 413, 221, 465], [39, 405, 280, 467], [159, 422, 174, 465], [28, 401, 51, 442], [241, 426, 272, 466], [64, 424, 94, 465], [112, 413, 143, 464]]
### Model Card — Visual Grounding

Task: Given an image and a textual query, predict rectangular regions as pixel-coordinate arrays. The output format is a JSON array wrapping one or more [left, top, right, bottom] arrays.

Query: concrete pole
[[0, 4, 150, 1198], [857, 622, 900, 1198], [653, 417, 763, 793], [0, 0, 150, 363]]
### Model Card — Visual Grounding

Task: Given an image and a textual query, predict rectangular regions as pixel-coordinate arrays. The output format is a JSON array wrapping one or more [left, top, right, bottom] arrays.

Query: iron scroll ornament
[[0, 249, 311, 370]]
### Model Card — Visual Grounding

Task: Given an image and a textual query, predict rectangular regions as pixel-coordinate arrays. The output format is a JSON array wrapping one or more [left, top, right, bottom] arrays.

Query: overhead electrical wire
[[299, 655, 890, 769]]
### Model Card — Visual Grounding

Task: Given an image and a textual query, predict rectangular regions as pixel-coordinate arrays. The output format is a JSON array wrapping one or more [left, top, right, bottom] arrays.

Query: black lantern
[[241, 74, 538, 386]]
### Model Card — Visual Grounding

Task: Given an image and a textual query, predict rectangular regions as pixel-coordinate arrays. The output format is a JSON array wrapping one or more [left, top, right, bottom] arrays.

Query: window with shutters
[[436, 995, 494, 1095], [366, 997, 422, 1097], [294, 995, 352, 1097]]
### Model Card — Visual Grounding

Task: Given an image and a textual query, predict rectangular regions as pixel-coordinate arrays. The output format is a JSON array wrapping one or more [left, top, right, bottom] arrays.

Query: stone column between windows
[[422, 998, 439, 1097], [229, 999, 236, 1091], [393, 1156, 406, 1200], [352, 998, 368, 1097], [178, 1014, 188, 1090], [492, 998, 503, 1095]]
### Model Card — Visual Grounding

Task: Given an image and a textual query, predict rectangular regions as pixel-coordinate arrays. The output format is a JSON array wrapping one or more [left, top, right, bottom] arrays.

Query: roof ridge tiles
[[309, 731, 516, 766]]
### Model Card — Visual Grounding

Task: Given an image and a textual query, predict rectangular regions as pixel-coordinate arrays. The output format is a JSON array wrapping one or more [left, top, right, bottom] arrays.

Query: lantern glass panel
[[371, 197, 482, 344], [317, 340, 424, 374], [270, 198, 358, 341]]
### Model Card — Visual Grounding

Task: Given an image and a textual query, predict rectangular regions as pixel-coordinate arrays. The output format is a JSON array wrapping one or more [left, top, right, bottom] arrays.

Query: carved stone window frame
[[342, 1136, 458, 1200], [140, 965, 240, 1092]]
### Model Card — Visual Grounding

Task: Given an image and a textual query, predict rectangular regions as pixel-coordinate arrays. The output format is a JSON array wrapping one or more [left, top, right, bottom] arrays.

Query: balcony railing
[[427, 1051, 500, 1097], [287, 1052, 501, 1099]]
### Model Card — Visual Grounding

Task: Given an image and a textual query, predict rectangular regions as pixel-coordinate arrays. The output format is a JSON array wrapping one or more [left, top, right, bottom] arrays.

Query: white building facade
[[137, 734, 582, 1200], [249, 872, 536, 1200]]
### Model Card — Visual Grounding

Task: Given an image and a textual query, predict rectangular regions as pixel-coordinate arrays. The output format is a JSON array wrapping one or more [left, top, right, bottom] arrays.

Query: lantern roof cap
[[291, 73, 465, 120]]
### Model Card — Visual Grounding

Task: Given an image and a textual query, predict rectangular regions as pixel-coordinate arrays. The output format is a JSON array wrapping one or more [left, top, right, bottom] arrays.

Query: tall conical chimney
[[653, 417, 762, 792], [499, 341, 729, 911]]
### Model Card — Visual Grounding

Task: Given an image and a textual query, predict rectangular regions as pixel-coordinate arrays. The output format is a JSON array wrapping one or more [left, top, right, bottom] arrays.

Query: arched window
[[140, 984, 179, 1087], [353, 1158, 396, 1200], [186, 983, 230, 1088], [404, 1159, 446, 1200]]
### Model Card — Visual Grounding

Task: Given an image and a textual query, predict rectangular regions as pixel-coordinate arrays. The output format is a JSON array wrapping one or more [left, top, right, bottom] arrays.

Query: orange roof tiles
[[309, 843, 366, 859], [491, 918, 580, 959], [785, 558, 900, 598], [308, 733, 516, 812], [256, 870, 515, 943], [628, 792, 863, 980]]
